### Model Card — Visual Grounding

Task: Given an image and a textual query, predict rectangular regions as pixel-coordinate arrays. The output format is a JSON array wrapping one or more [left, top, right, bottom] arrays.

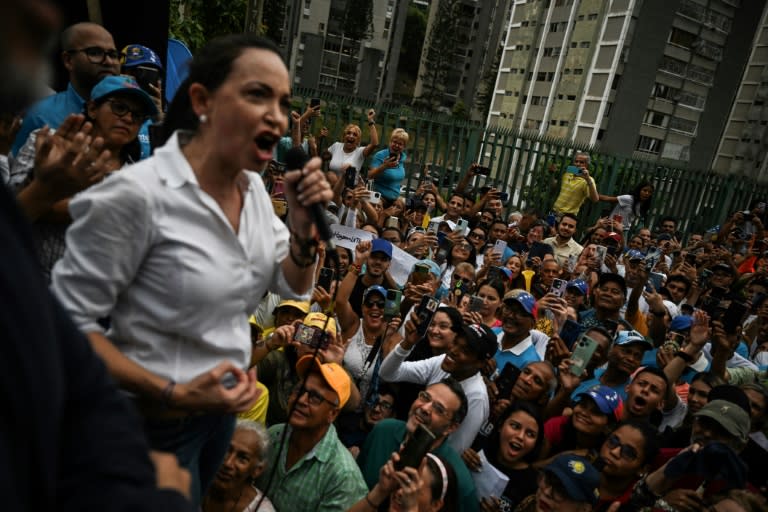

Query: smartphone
[[594, 245, 607, 266], [468, 295, 484, 313], [494, 363, 521, 399], [368, 191, 382, 205], [570, 335, 599, 377], [386, 216, 400, 229], [493, 239, 508, 256], [529, 241, 551, 260], [131, 65, 160, 94], [415, 296, 440, 337], [345, 167, 358, 188], [647, 272, 664, 292], [293, 323, 328, 349], [310, 97, 321, 109], [722, 301, 748, 335], [427, 220, 441, 235], [550, 278, 568, 298], [395, 424, 436, 470], [475, 166, 491, 176], [498, 192, 509, 202], [566, 165, 581, 174], [384, 289, 403, 320], [455, 219, 469, 233], [317, 267, 335, 291], [698, 268, 713, 288], [559, 319, 586, 349], [272, 199, 287, 216], [453, 279, 467, 299]]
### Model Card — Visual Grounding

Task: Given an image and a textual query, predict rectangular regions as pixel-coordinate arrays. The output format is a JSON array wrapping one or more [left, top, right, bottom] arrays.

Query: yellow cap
[[275, 300, 311, 314], [303, 312, 337, 337]]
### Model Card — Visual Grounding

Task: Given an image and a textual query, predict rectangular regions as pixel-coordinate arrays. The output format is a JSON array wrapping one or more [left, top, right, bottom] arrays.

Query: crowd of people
[[1, 11, 767, 512]]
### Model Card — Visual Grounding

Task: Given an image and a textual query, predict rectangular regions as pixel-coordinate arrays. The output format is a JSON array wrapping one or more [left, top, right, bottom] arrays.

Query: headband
[[426, 453, 448, 501]]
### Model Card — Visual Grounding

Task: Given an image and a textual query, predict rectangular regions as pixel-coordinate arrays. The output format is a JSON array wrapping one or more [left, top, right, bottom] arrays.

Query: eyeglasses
[[605, 434, 639, 461], [452, 273, 472, 283], [537, 471, 569, 503], [290, 384, 339, 407], [105, 99, 149, 124], [456, 242, 472, 250], [364, 299, 385, 309], [67, 46, 120, 64], [371, 399, 394, 411], [416, 390, 451, 418], [468, 231, 486, 240]]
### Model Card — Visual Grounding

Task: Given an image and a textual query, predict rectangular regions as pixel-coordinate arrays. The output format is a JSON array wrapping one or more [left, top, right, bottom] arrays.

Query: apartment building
[[489, 0, 766, 172]]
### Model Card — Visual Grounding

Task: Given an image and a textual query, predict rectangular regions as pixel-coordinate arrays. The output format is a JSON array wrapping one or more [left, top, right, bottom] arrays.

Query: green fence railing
[[292, 87, 768, 236]]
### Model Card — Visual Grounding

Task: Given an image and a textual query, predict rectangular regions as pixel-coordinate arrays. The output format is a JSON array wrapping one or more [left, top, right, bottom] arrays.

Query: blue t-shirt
[[370, 148, 406, 201], [570, 368, 629, 401], [494, 342, 541, 371], [12, 83, 86, 155]]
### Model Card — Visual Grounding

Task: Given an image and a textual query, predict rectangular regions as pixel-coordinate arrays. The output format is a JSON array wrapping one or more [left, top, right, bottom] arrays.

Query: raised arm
[[362, 109, 379, 157]]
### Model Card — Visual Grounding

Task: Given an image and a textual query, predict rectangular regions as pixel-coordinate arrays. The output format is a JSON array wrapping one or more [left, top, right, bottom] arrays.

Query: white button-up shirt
[[52, 132, 308, 383]]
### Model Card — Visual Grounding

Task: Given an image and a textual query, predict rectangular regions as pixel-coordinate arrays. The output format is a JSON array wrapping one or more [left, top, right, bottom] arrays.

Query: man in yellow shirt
[[552, 152, 599, 215]]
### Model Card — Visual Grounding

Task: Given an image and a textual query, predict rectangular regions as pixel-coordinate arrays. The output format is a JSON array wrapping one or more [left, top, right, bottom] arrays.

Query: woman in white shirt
[[599, 181, 654, 232], [326, 109, 379, 177], [51, 34, 331, 506]]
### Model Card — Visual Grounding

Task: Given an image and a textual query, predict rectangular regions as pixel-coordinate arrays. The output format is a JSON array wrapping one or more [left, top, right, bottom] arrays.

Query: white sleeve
[[379, 344, 442, 384], [617, 195, 633, 208], [51, 174, 153, 334], [447, 396, 489, 453]]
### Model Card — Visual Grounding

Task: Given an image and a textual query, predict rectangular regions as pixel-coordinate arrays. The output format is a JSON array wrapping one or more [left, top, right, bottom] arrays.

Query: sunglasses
[[452, 273, 472, 283], [468, 231, 486, 240], [606, 434, 639, 461], [364, 299, 385, 309]]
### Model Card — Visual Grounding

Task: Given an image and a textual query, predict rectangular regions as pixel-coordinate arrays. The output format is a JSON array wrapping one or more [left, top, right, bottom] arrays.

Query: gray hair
[[235, 419, 270, 463], [574, 151, 591, 166]]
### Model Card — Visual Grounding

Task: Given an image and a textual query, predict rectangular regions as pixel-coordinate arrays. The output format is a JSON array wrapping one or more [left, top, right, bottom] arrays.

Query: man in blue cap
[[121, 44, 164, 159], [343, 238, 397, 318], [497, 289, 547, 369]]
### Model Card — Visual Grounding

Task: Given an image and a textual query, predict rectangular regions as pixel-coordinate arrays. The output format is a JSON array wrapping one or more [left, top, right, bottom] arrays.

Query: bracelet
[[161, 379, 176, 408], [350, 263, 362, 274], [365, 492, 379, 510], [674, 350, 695, 363]]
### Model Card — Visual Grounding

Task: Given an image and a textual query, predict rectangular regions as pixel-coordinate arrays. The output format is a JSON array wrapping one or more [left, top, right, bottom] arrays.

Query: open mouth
[[254, 133, 279, 160], [631, 396, 647, 413]]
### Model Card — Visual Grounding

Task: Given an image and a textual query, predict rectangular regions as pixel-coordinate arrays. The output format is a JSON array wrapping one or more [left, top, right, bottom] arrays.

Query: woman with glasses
[[462, 402, 544, 511], [10, 75, 156, 278], [440, 237, 477, 291], [593, 421, 659, 511]]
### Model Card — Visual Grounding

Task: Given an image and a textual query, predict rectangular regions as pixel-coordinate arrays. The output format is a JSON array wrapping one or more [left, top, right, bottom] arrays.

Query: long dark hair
[[487, 401, 545, 467], [630, 181, 653, 219], [159, 34, 283, 145]]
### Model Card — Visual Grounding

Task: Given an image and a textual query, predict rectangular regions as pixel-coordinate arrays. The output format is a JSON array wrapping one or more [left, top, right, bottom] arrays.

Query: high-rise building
[[489, 0, 767, 173], [274, 0, 409, 101]]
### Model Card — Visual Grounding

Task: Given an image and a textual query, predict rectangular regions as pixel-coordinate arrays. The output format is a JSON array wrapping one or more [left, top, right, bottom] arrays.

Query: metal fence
[[293, 87, 768, 235]]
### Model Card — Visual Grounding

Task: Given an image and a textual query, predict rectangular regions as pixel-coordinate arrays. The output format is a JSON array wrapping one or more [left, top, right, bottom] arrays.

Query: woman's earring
[[199, 114, 208, 123]]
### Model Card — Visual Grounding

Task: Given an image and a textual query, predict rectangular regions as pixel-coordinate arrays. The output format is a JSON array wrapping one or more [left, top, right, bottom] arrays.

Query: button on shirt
[[52, 131, 307, 383], [542, 236, 583, 268]]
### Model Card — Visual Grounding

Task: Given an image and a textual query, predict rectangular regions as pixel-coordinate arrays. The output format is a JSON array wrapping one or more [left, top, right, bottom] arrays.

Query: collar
[[153, 131, 199, 189], [66, 82, 87, 106], [285, 423, 338, 465], [500, 333, 533, 355]]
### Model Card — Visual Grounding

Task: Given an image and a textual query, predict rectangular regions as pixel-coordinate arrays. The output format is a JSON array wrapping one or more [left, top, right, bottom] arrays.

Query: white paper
[[471, 450, 509, 500], [330, 224, 373, 252], [388, 246, 419, 287]]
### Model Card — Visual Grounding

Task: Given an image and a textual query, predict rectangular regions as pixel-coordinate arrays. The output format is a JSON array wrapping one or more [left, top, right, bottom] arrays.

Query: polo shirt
[[542, 236, 583, 268], [357, 419, 479, 512], [259, 423, 367, 512], [570, 368, 629, 401], [494, 332, 542, 370], [552, 172, 596, 215], [12, 83, 85, 155]]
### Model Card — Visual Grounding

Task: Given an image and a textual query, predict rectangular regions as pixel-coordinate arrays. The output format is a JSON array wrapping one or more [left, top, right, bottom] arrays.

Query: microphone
[[283, 147, 338, 256]]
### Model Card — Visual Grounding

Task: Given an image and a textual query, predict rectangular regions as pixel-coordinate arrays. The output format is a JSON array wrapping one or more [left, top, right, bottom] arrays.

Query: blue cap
[[494, 266, 513, 281], [626, 249, 644, 261], [412, 259, 441, 278], [613, 329, 653, 350], [90, 75, 158, 116], [574, 385, 624, 422], [121, 44, 163, 69], [371, 238, 393, 259], [669, 315, 693, 332], [362, 285, 387, 302], [543, 455, 601, 505], [566, 279, 588, 295], [502, 289, 537, 318]]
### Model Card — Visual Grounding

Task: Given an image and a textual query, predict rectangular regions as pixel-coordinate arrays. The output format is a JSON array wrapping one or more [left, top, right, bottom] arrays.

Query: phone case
[[570, 335, 599, 377]]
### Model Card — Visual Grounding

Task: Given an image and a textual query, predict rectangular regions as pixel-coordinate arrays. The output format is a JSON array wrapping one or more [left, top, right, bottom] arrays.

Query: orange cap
[[295, 355, 351, 408]]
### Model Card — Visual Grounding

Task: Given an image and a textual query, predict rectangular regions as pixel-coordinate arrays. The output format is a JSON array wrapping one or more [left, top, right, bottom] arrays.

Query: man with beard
[[379, 319, 497, 453], [543, 213, 583, 268], [571, 329, 653, 401], [356, 379, 479, 512], [258, 356, 367, 511], [343, 238, 397, 318], [11, 22, 120, 155], [431, 191, 466, 225]]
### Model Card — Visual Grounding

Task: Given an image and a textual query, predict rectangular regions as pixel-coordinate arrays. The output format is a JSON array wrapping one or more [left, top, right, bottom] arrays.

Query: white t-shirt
[[610, 194, 635, 230], [328, 143, 366, 174]]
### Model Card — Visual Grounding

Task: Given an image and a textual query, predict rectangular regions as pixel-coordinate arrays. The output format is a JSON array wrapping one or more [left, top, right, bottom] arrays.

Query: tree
[[417, 0, 461, 109], [400, 5, 427, 76], [168, 0, 249, 53], [474, 43, 502, 120], [342, 0, 374, 41]]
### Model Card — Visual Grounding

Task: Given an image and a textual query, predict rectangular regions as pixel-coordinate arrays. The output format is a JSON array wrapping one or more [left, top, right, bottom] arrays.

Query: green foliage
[[168, 0, 249, 53], [262, 0, 287, 43], [400, 5, 428, 76], [418, 0, 461, 110], [452, 99, 468, 120], [342, 0, 374, 40]]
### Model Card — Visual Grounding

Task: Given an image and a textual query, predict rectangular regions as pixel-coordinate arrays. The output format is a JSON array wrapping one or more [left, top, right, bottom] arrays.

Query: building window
[[678, 90, 706, 109], [571, 42, 577, 48], [564, 68, 571, 75], [559, 120, 569, 126], [579, 41, 590, 48], [669, 117, 698, 134], [550, 120, 558, 125], [587, 13, 598, 20], [643, 111, 669, 128], [552, 47, 561, 57], [544, 47, 554, 56], [574, 68, 583, 75], [659, 56, 687, 77], [567, 94, 576, 100], [522, 21, 529, 27], [687, 64, 714, 85], [652, 82, 678, 101], [511, 69, 519, 74], [636, 135, 663, 154], [577, 14, 585, 21], [669, 27, 697, 49]]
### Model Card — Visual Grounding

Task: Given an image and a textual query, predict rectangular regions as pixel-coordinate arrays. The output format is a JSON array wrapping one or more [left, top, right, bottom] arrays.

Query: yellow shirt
[[237, 381, 269, 424], [553, 173, 596, 215]]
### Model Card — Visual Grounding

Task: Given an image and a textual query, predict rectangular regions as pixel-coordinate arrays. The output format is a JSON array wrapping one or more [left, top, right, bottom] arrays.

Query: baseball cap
[[566, 279, 589, 295], [411, 200, 428, 212], [597, 273, 627, 296], [694, 399, 751, 444], [503, 289, 537, 318], [120, 44, 163, 69], [712, 263, 735, 275], [412, 259, 441, 278], [543, 455, 601, 505], [296, 355, 351, 408], [626, 249, 644, 261], [303, 311, 337, 337], [603, 232, 622, 244], [363, 285, 387, 303], [275, 299, 311, 315], [90, 75, 158, 116], [669, 315, 693, 332], [613, 329, 653, 350], [574, 385, 624, 422], [371, 238, 393, 259], [460, 323, 498, 360]]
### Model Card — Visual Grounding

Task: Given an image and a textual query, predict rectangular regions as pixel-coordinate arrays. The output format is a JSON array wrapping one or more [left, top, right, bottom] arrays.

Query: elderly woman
[[50, 34, 331, 505], [10, 75, 157, 277], [369, 127, 409, 206], [203, 419, 275, 512], [326, 109, 378, 177]]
